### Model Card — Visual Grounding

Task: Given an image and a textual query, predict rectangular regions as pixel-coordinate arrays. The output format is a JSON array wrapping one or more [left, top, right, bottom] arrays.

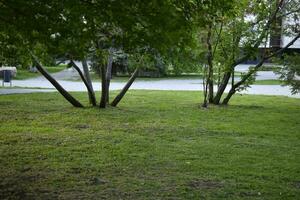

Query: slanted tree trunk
[[202, 81, 209, 108], [213, 71, 230, 104], [222, 33, 300, 105], [222, 88, 235, 105], [202, 65, 209, 108], [111, 67, 139, 107], [82, 59, 96, 105], [222, 86, 236, 104], [214, 23, 223, 90], [213, 1, 285, 105], [207, 24, 214, 103], [30, 54, 83, 108], [217, 67, 221, 88], [99, 64, 107, 108], [70, 60, 97, 106], [105, 48, 114, 103]]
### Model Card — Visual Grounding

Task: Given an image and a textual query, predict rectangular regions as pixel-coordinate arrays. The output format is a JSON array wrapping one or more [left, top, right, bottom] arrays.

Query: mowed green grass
[[253, 79, 283, 85], [0, 91, 299, 199]]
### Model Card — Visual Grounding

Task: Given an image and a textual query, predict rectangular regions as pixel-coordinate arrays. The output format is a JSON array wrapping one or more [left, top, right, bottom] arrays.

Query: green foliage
[[276, 53, 300, 94], [165, 46, 203, 75], [237, 71, 257, 91], [0, 0, 194, 73]]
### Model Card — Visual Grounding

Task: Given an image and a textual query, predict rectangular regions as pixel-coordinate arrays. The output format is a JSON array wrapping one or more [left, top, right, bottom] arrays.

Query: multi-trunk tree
[[0, 0, 193, 108], [2, 0, 297, 108], [191, 0, 300, 106]]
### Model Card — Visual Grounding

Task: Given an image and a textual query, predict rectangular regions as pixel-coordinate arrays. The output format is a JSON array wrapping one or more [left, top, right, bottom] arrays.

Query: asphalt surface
[[1, 63, 299, 98]]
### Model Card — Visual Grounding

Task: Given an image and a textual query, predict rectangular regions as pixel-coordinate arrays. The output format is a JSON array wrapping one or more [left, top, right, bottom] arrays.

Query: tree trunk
[[207, 24, 214, 103], [202, 65, 208, 108], [105, 48, 114, 103], [82, 59, 96, 105], [222, 33, 300, 105], [217, 67, 221, 88], [70, 60, 96, 106], [111, 67, 139, 107], [99, 64, 107, 108], [202, 81, 209, 108], [231, 70, 234, 87], [213, 72, 231, 104], [222, 88, 236, 105], [31, 55, 83, 108], [213, 1, 285, 105]]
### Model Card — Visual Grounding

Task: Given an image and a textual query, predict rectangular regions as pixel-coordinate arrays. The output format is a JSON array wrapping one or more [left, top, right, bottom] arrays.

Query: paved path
[[0, 88, 55, 95], [50, 63, 281, 81], [1, 63, 299, 98], [1, 78, 299, 98], [33, 65, 81, 81], [35, 63, 282, 82], [236, 64, 281, 80]]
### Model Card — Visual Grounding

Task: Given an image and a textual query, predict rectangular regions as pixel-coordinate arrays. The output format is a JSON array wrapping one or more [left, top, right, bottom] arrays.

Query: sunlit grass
[[0, 91, 299, 199]]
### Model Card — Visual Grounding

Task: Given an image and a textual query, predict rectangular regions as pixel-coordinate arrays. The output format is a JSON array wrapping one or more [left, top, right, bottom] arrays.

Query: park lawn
[[252, 79, 283, 85], [13, 65, 67, 80], [0, 91, 300, 199]]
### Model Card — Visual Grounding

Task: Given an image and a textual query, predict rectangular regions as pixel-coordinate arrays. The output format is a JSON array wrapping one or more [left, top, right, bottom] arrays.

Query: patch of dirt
[[0, 175, 40, 200], [293, 181, 300, 189], [239, 191, 261, 197], [187, 179, 224, 190], [74, 124, 90, 130], [0, 171, 56, 200], [90, 177, 109, 185]]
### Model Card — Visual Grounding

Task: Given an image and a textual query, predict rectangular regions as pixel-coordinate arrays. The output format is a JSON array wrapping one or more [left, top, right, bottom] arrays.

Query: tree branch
[[234, 33, 300, 89], [70, 60, 97, 106], [29, 51, 84, 107]]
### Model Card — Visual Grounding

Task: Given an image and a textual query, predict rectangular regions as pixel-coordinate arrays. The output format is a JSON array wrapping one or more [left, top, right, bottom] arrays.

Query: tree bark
[[217, 67, 221, 88], [202, 64, 209, 108], [207, 24, 214, 103], [99, 64, 107, 108], [222, 33, 300, 105], [213, 0, 285, 105], [202, 79, 209, 108], [222, 87, 236, 105], [105, 48, 114, 103], [213, 72, 231, 104], [70, 60, 96, 106], [111, 67, 139, 107], [82, 59, 96, 105], [31, 54, 83, 108]]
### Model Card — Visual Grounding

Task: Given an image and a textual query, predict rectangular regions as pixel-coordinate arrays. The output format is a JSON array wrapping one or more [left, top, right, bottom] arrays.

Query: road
[[1, 63, 299, 98]]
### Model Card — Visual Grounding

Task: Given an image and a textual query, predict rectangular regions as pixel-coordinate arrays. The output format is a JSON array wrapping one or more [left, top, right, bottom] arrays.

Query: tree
[[276, 53, 300, 94], [0, 0, 194, 108], [181, 0, 238, 107], [189, 0, 300, 106]]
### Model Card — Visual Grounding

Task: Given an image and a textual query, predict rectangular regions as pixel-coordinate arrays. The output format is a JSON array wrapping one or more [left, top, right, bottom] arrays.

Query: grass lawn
[[252, 79, 283, 85], [0, 91, 299, 199], [13, 65, 67, 80]]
